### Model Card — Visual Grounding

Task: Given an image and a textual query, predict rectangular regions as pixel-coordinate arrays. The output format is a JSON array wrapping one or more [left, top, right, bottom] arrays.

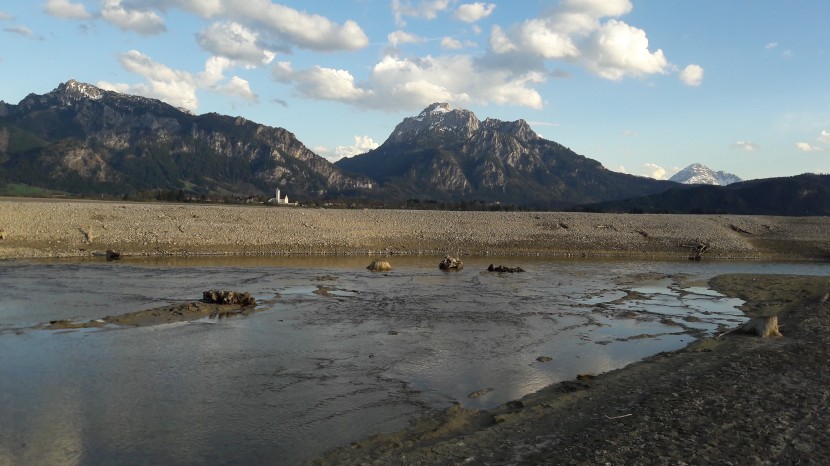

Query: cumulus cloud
[[275, 64, 368, 102], [488, 0, 674, 81], [642, 163, 667, 180], [388, 30, 424, 47], [455, 3, 496, 23], [732, 141, 759, 152], [98, 50, 257, 111], [272, 53, 545, 111], [102, 0, 166, 35], [45, 0, 92, 19], [196, 22, 275, 66], [819, 130, 830, 144], [392, 0, 450, 26], [335, 135, 380, 161], [679, 64, 704, 86], [225, 1, 368, 51]]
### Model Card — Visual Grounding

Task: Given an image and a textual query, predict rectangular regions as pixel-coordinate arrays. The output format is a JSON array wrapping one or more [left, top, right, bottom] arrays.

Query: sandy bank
[[311, 274, 830, 465], [1, 198, 829, 260]]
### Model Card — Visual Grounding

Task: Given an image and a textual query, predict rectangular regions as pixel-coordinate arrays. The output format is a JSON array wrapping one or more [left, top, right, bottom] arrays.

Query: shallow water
[[0, 256, 827, 465]]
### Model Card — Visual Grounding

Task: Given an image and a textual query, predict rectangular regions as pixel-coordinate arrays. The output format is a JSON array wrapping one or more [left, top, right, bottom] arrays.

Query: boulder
[[105, 250, 121, 261], [367, 259, 392, 271], [0, 229, 6, 240], [439, 255, 463, 270]]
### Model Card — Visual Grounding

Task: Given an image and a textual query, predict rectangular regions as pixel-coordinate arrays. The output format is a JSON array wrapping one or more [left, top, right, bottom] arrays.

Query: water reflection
[[0, 257, 827, 464]]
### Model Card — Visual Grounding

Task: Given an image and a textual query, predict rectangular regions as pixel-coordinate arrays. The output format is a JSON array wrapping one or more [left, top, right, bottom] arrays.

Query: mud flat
[[1, 198, 829, 260], [311, 274, 830, 465]]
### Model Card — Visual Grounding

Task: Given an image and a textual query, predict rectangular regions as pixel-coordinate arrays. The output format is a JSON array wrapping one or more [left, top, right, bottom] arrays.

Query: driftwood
[[682, 239, 710, 261], [487, 264, 525, 273], [203, 290, 256, 306]]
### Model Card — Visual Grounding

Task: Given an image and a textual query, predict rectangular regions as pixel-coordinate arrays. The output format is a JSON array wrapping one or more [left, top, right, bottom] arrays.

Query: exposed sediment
[[311, 274, 830, 465], [1, 198, 829, 260]]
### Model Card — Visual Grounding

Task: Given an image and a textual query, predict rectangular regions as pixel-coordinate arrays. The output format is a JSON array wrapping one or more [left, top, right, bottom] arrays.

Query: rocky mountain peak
[[670, 163, 742, 186], [388, 102, 481, 144], [57, 79, 105, 100]]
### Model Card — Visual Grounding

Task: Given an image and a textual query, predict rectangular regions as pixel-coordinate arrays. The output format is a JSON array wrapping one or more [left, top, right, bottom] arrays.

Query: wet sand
[[1, 198, 829, 260], [311, 274, 830, 465]]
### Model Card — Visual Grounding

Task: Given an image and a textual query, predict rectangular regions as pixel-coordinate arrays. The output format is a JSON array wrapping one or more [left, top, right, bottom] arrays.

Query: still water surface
[[0, 256, 826, 465]]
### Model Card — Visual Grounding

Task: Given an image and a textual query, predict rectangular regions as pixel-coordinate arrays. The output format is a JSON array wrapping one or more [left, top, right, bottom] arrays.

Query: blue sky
[[1, 1, 828, 181]]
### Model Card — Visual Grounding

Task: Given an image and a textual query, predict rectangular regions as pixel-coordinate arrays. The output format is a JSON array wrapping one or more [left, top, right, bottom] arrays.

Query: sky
[[1, 0, 828, 181]]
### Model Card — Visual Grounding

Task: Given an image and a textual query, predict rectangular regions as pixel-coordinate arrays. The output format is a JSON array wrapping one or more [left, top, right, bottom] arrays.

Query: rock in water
[[367, 260, 392, 271], [439, 255, 463, 270]]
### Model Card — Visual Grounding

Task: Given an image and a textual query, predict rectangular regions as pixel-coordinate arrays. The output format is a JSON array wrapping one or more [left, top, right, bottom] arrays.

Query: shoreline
[[1, 198, 829, 260], [311, 274, 830, 465]]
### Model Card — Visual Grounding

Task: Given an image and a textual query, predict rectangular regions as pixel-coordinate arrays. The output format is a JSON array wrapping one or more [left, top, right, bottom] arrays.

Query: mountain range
[[0, 80, 373, 200], [1, 80, 828, 214]]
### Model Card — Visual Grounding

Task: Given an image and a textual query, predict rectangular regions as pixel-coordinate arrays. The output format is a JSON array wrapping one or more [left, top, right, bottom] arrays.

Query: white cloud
[[392, 0, 450, 26], [272, 53, 545, 111], [44, 0, 92, 19], [279, 65, 369, 102], [335, 135, 380, 161], [795, 142, 821, 152], [102, 0, 165, 35], [679, 64, 704, 86], [99, 50, 258, 111], [196, 22, 275, 66], [455, 3, 496, 23], [3, 25, 36, 37], [642, 163, 667, 180], [441, 37, 463, 50], [220, 76, 257, 101], [580, 20, 668, 80], [489, 0, 672, 81], [765, 42, 778, 49], [0, 11, 14, 21], [795, 130, 830, 152], [226, 1, 368, 51], [732, 141, 759, 152], [388, 30, 424, 47]]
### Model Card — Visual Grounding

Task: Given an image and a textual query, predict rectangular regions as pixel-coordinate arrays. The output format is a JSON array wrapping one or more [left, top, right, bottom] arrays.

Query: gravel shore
[[1, 198, 829, 260]]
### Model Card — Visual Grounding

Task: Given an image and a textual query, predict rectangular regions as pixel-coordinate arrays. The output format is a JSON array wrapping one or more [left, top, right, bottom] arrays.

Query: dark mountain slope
[[0, 80, 373, 199], [336, 103, 675, 209]]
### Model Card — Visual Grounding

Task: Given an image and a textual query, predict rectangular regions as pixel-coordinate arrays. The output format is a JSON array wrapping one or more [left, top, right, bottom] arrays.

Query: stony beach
[[1, 198, 828, 260], [2, 198, 830, 464]]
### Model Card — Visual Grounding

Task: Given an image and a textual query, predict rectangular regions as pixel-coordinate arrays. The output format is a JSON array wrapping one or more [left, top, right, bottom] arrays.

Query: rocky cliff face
[[336, 103, 672, 208], [0, 80, 372, 198]]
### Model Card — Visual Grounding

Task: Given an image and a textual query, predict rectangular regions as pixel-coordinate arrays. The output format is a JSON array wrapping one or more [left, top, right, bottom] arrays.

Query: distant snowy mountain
[[670, 163, 742, 186]]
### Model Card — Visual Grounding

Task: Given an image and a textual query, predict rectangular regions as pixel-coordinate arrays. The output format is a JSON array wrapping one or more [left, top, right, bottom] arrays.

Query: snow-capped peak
[[60, 79, 105, 100], [670, 163, 742, 186]]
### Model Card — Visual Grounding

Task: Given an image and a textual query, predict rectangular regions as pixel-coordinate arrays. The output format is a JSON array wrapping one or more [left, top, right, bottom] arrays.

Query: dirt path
[[311, 274, 830, 465]]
